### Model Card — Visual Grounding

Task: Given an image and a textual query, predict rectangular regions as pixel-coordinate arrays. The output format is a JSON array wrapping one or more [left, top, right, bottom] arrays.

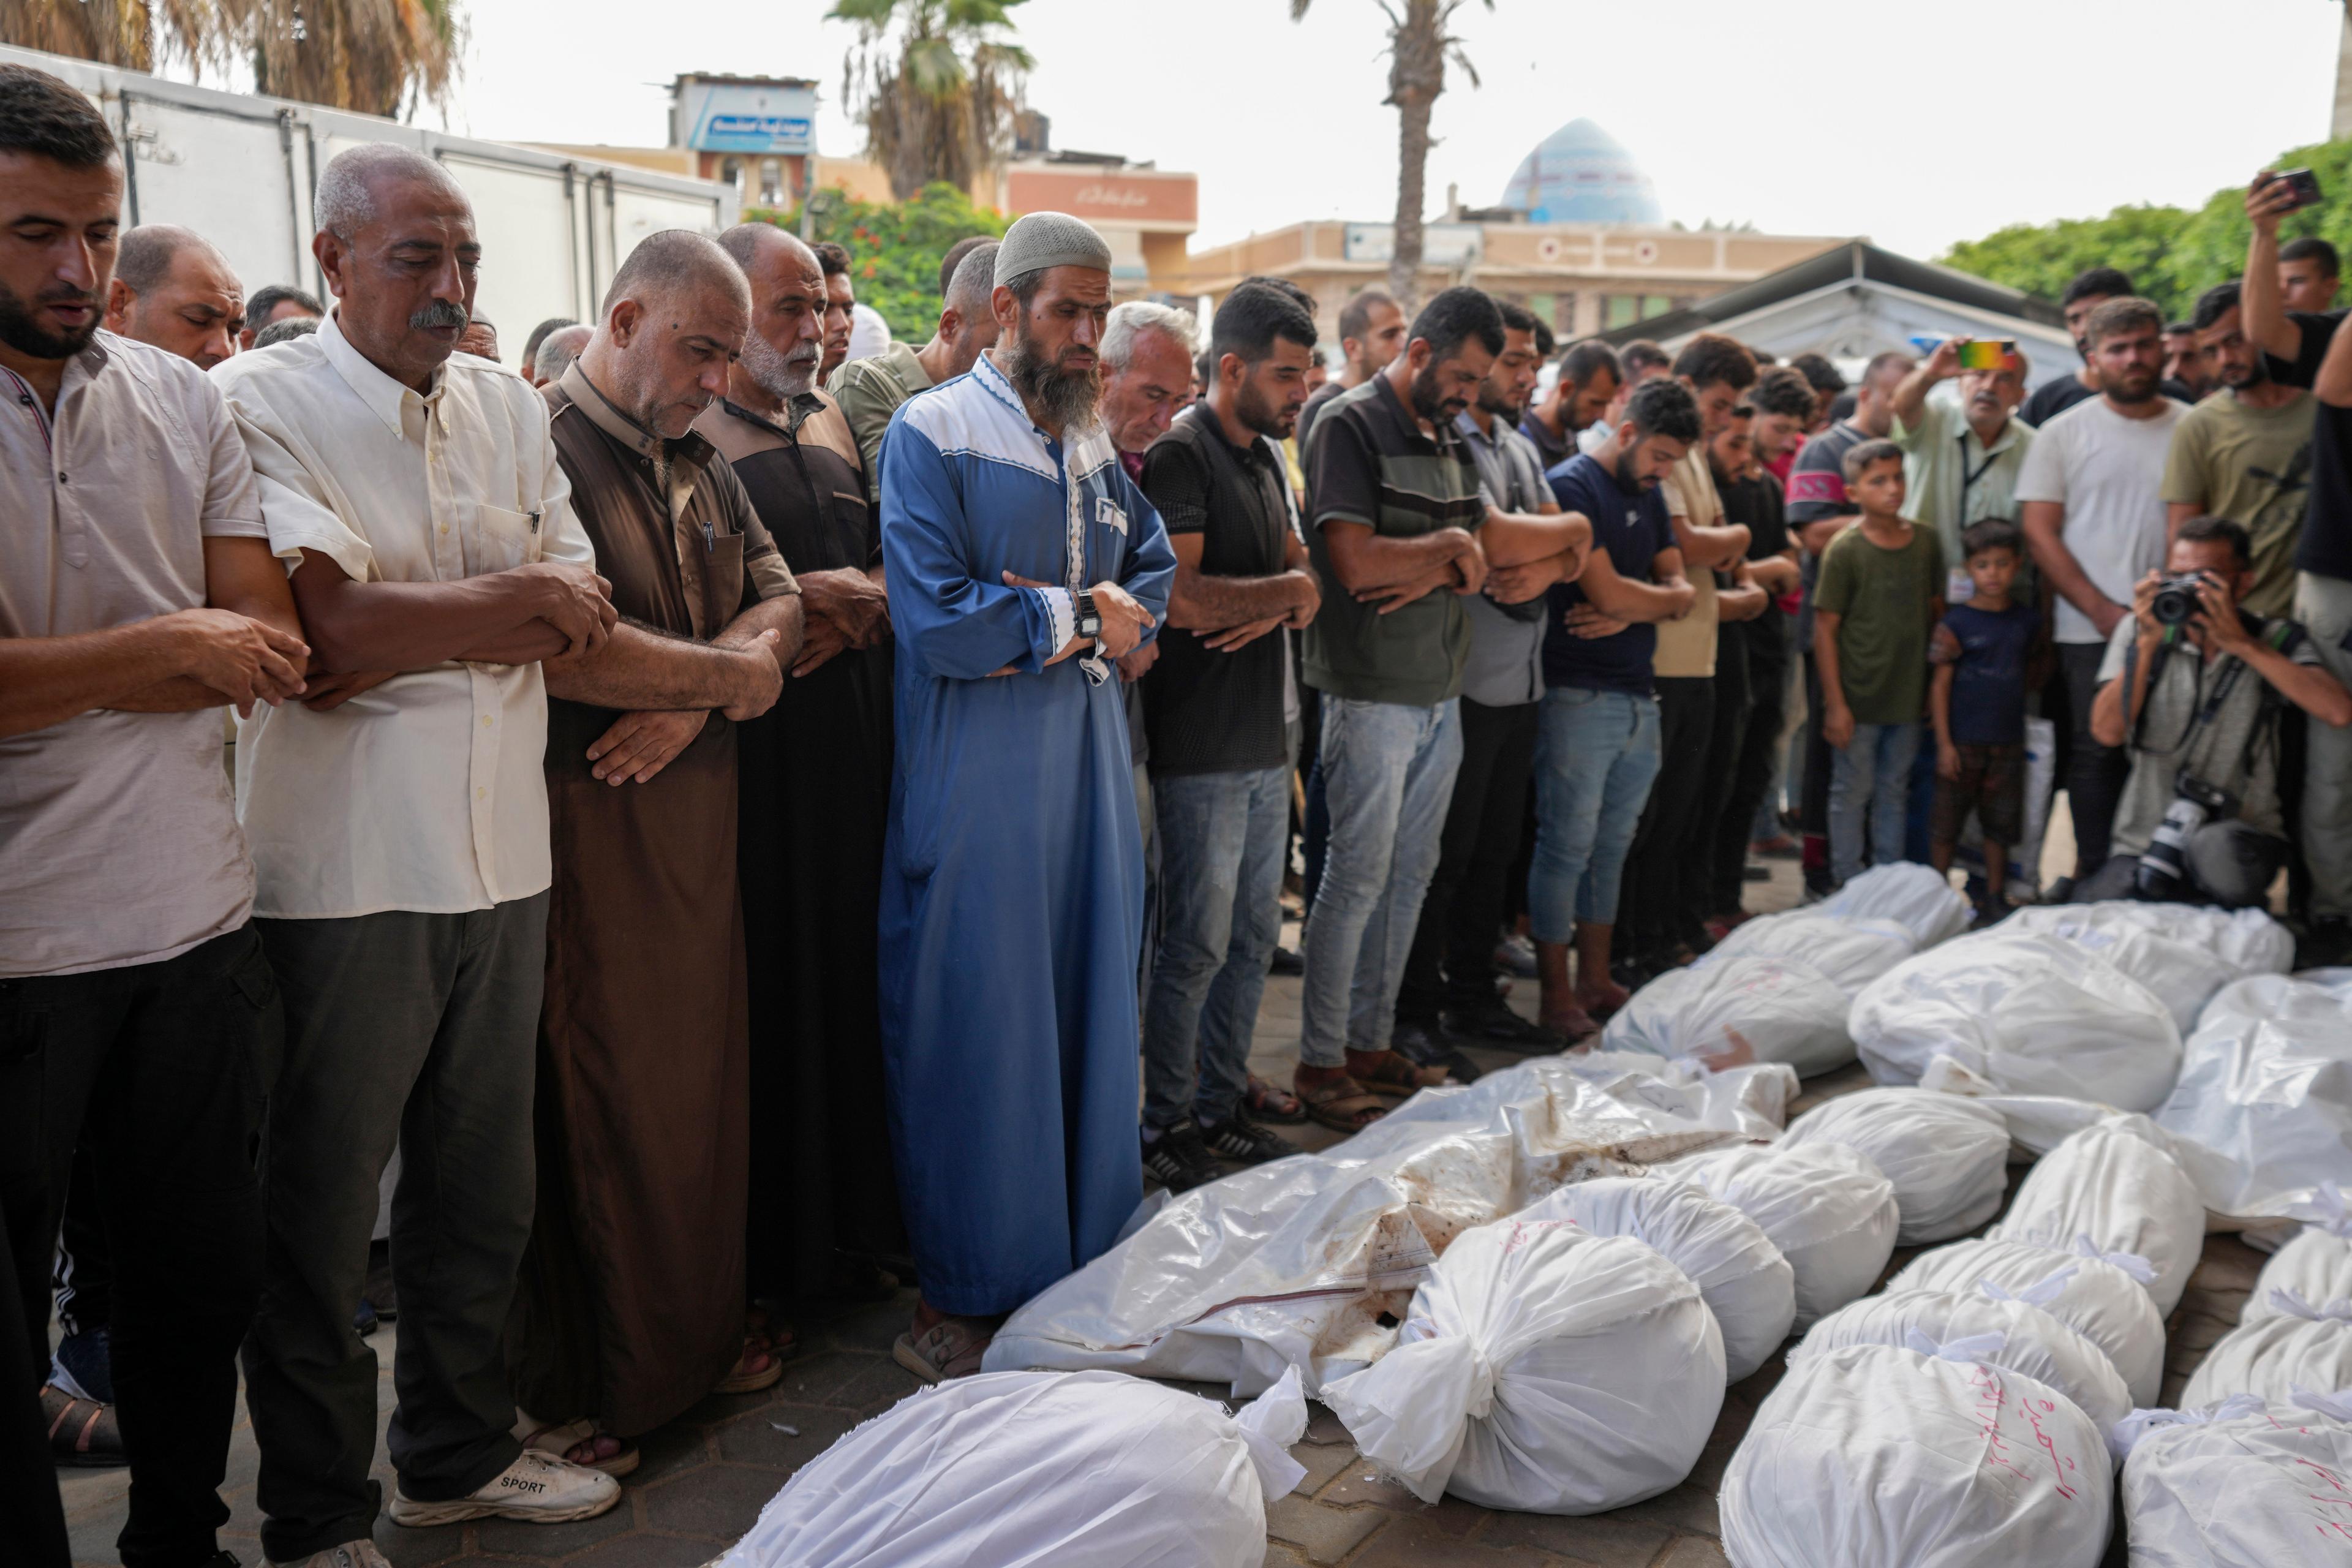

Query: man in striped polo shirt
[[1294, 287, 1589, 1130]]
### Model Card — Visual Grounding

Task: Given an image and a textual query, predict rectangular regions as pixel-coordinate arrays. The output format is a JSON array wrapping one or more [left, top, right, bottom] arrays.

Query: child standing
[[1812, 439, 1945, 886], [1928, 519, 2048, 919]]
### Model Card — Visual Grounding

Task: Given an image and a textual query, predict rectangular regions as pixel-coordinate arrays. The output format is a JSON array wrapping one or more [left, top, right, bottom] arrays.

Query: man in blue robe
[[876, 213, 1177, 1381]]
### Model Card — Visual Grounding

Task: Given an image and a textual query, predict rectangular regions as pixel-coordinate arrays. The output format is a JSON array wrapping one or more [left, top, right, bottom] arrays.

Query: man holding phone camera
[[2242, 167, 2352, 952], [2082, 516, 2351, 907]]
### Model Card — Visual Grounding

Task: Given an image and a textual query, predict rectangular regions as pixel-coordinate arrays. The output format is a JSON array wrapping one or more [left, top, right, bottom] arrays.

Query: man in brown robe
[[510, 231, 804, 1468], [698, 224, 902, 1317]]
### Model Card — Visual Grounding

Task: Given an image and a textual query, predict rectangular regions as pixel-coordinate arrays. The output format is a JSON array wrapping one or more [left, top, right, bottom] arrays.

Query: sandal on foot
[[893, 1318, 992, 1384], [1347, 1049, 1452, 1099], [715, 1344, 782, 1395], [42, 1384, 123, 1467], [1292, 1072, 1390, 1133], [1245, 1074, 1308, 1125], [516, 1416, 641, 1479]]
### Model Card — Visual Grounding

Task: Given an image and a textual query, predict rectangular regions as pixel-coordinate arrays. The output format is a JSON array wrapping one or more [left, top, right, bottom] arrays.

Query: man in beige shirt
[[0, 64, 309, 1564], [1615, 334, 1759, 981]]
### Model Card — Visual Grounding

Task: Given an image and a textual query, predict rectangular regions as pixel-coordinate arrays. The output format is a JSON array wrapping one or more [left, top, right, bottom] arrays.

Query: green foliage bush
[[1940, 141, 2352, 319], [745, 181, 1011, 344]]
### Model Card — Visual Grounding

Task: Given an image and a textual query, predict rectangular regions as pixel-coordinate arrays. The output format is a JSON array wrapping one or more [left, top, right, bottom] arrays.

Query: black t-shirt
[[2272, 308, 2352, 581], [1139, 405, 1295, 774], [2021, 373, 2095, 429], [1717, 466, 1791, 667], [1294, 380, 1347, 468]]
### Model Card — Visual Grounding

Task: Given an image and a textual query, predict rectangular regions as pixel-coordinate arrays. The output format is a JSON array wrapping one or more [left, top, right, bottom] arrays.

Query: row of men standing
[[0, 58, 1035, 1562]]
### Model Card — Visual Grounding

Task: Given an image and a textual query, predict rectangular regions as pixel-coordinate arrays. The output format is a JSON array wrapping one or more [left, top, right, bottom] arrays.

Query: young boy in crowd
[[1927, 519, 2048, 920], [1813, 440, 1945, 886]]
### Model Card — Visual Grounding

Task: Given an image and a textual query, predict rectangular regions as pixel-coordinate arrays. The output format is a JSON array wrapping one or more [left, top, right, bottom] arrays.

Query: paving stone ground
[[61, 840, 2264, 1567]]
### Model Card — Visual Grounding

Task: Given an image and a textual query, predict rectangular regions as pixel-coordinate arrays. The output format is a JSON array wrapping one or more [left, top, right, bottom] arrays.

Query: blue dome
[[1500, 119, 1663, 225]]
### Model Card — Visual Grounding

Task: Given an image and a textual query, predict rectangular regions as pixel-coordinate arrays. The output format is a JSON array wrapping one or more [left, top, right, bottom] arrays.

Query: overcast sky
[[439, 0, 2340, 261]]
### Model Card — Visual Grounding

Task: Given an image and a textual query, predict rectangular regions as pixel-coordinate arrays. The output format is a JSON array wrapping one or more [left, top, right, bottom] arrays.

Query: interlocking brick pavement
[[60, 854, 2264, 1567]]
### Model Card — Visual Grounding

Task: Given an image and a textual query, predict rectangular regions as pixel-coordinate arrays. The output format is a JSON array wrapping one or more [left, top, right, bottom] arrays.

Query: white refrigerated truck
[[2, 43, 740, 353]]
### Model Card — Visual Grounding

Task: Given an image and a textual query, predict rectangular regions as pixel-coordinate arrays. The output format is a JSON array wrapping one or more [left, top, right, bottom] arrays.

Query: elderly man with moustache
[[695, 223, 904, 1328], [216, 145, 789, 1562], [502, 230, 799, 1477], [876, 213, 1175, 1382], [100, 224, 243, 370]]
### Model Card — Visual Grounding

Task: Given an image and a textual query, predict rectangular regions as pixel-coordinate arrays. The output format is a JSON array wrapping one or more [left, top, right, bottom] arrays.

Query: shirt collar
[[1374, 371, 1449, 455], [719, 390, 828, 443], [317, 309, 442, 438]]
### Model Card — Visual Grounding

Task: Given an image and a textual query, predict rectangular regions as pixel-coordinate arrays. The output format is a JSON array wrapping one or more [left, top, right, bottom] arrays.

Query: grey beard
[[1003, 332, 1101, 431], [410, 298, 469, 332], [741, 331, 818, 402]]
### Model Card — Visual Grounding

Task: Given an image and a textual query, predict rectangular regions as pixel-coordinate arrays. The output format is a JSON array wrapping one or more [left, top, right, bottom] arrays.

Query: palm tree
[[1, 0, 464, 120], [1289, 0, 1491, 309], [829, 0, 1032, 201]]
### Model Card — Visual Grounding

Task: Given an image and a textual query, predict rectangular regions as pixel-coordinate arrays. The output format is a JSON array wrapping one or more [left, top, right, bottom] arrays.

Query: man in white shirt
[[0, 64, 311, 1565], [217, 145, 773, 1566], [2017, 296, 2187, 888]]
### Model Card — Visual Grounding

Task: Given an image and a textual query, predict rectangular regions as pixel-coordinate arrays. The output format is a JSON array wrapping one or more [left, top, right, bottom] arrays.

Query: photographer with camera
[[2082, 516, 2352, 907]]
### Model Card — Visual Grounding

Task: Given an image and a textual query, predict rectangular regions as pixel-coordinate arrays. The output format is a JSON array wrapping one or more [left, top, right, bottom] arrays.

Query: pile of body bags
[[1719, 1106, 2352, 1566], [1602, 864, 1965, 1077]]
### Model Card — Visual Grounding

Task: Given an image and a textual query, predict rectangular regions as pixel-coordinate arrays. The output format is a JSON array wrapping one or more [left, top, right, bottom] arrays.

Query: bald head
[[104, 224, 241, 368], [718, 222, 826, 407], [581, 228, 749, 439], [532, 323, 591, 385], [315, 143, 467, 243], [920, 239, 1000, 382]]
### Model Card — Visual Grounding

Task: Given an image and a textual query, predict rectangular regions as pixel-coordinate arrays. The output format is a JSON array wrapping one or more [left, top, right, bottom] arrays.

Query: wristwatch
[[1074, 589, 1102, 641]]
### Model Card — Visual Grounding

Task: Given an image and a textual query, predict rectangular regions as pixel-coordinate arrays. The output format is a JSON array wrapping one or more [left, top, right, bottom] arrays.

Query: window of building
[[1643, 295, 1674, 318], [760, 157, 783, 205], [1605, 293, 1641, 330], [721, 156, 742, 188]]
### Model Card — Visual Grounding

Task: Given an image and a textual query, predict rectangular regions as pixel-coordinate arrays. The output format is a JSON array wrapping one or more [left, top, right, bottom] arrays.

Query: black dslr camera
[[2150, 571, 2214, 627]]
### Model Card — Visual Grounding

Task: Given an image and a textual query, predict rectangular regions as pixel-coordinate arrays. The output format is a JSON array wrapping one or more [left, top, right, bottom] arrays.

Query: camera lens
[[2151, 584, 2196, 625]]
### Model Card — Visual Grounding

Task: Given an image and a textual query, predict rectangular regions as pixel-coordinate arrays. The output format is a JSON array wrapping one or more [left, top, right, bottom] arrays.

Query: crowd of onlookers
[[6, 50, 2352, 1568]]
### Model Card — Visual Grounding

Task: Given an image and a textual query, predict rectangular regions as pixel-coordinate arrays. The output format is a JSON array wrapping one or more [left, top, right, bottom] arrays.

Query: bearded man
[[695, 224, 903, 1324], [875, 213, 1175, 1381]]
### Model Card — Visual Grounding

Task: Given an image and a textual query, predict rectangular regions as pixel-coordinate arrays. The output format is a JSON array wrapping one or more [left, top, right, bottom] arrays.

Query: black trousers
[[2, 1194, 69, 1568], [1716, 649, 1789, 914], [1800, 652, 1834, 891], [1401, 696, 1540, 1019], [1692, 633, 1752, 924], [1619, 676, 1716, 959], [2059, 641, 2132, 881], [0, 927, 275, 1568]]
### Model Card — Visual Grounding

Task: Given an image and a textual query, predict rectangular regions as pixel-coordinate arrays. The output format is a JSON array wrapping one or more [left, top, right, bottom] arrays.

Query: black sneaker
[[1268, 945, 1305, 976], [1140, 1121, 1221, 1192], [1392, 1017, 1482, 1084], [1197, 1113, 1294, 1165], [2299, 916, 2352, 969]]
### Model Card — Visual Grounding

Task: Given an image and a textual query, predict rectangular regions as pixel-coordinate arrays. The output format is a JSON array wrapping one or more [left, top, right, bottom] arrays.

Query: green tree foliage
[[829, 0, 1031, 201], [1940, 140, 2352, 320], [746, 181, 1010, 344]]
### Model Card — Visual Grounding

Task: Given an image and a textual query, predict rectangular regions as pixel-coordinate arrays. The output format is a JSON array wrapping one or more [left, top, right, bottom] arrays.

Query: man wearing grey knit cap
[[875, 211, 1177, 1381]]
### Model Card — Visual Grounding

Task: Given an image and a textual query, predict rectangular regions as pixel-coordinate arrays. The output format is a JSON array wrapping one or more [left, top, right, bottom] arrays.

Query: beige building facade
[[1178, 219, 1847, 344]]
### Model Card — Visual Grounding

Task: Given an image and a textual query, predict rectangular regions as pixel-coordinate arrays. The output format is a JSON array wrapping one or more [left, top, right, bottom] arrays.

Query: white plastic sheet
[[1886, 1237, 2168, 1408], [1695, 912, 1917, 998], [1720, 1343, 2111, 1568], [713, 1367, 1309, 1568], [2119, 1393, 2352, 1568], [1989, 1121, 2207, 1318], [1512, 1174, 1795, 1382], [1660, 1142, 1899, 1329], [1788, 1286, 2134, 1438], [986, 1058, 1787, 1393], [1779, 1088, 2011, 1245], [1850, 931, 2183, 1112], [2003, 901, 2293, 1035], [2154, 974, 2352, 1221], [1813, 862, 1974, 949], [1320, 1219, 1724, 1515], [2180, 1289, 2352, 1409], [1602, 954, 1856, 1077]]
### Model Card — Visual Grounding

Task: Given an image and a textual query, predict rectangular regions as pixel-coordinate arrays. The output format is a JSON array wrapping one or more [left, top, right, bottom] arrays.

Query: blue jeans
[[1142, 764, 1291, 1128], [1828, 720, 1921, 886], [1528, 686, 1662, 943], [1300, 697, 1462, 1067]]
